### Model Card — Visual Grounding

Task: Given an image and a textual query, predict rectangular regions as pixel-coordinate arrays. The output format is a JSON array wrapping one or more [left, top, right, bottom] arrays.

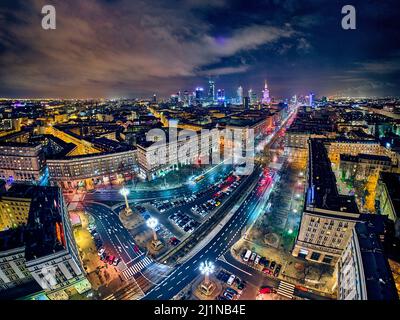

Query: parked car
[[227, 275, 236, 286], [259, 286, 275, 294], [269, 261, 276, 271], [223, 291, 234, 300], [113, 258, 120, 266], [274, 264, 282, 277], [225, 287, 238, 296], [262, 268, 273, 275]]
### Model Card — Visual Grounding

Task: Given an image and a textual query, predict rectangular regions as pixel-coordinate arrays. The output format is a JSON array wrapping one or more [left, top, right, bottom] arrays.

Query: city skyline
[[0, 0, 400, 99]]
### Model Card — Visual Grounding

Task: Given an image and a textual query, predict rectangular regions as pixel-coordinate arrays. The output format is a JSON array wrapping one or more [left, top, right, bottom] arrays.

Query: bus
[[243, 250, 252, 262]]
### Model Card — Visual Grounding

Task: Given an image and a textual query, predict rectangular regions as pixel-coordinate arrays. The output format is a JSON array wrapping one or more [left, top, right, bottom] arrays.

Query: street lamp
[[199, 260, 215, 285], [119, 187, 132, 215], [147, 217, 159, 241]]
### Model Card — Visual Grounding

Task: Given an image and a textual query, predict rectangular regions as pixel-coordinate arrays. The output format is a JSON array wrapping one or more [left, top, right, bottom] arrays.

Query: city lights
[[146, 217, 159, 230], [0, 0, 398, 304]]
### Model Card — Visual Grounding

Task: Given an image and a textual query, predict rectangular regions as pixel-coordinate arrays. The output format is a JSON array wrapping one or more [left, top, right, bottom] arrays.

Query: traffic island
[[119, 207, 145, 230], [192, 275, 222, 300]]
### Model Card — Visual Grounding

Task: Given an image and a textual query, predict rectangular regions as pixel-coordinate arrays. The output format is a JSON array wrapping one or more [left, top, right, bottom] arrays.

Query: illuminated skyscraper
[[217, 89, 225, 103], [183, 90, 190, 106], [208, 79, 215, 102], [309, 92, 315, 107], [195, 87, 204, 103], [262, 80, 271, 104], [237, 86, 243, 105], [248, 89, 257, 104]]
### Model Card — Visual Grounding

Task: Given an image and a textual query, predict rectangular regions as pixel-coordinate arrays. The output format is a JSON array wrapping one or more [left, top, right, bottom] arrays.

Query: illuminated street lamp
[[147, 217, 159, 241], [120, 187, 132, 215], [199, 260, 215, 286], [288, 228, 293, 235]]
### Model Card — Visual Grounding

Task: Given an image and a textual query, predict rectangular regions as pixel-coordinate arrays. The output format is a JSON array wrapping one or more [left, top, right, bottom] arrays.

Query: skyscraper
[[237, 86, 243, 105], [309, 92, 315, 107], [248, 89, 257, 105], [208, 79, 215, 103], [262, 80, 271, 104], [217, 89, 225, 104], [195, 87, 204, 103], [243, 96, 250, 110], [183, 90, 190, 106]]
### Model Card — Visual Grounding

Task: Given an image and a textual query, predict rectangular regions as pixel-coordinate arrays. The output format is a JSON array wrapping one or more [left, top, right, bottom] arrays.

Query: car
[[262, 268, 273, 275], [223, 291, 234, 300], [269, 261, 276, 271], [254, 255, 261, 265], [219, 272, 230, 282], [217, 295, 228, 301], [225, 287, 238, 296], [249, 252, 257, 262], [259, 286, 275, 294], [98, 248, 105, 256], [227, 274, 236, 286], [263, 259, 270, 268], [113, 258, 120, 266], [274, 264, 282, 277], [237, 281, 246, 291]]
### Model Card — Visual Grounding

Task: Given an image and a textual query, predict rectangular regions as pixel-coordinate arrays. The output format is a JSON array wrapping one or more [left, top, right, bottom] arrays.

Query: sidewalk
[[232, 238, 337, 298]]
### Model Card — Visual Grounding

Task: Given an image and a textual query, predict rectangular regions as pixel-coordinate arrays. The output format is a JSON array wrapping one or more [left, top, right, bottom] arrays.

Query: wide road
[[83, 203, 144, 267], [143, 166, 270, 300]]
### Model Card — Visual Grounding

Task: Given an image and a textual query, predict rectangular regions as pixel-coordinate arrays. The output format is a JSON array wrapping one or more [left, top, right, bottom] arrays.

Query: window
[[310, 252, 321, 261], [323, 255, 334, 264]]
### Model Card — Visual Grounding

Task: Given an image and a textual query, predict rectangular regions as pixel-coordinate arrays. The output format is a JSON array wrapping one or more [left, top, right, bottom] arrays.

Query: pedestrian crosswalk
[[277, 281, 295, 299], [122, 257, 153, 279]]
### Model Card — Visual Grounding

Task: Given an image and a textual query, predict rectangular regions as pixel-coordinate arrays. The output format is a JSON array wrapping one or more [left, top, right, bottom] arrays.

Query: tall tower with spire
[[262, 80, 271, 104]]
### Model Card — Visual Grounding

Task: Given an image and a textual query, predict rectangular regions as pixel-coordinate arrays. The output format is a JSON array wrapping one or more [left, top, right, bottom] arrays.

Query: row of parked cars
[[153, 195, 199, 213], [216, 270, 246, 300], [89, 224, 103, 250], [98, 248, 120, 266], [168, 211, 200, 233], [242, 249, 282, 278], [191, 176, 242, 217]]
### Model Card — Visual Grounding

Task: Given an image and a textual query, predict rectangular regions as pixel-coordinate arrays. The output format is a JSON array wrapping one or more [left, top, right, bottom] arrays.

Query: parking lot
[[240, 248, 283, 278], [215, 269, 247, 301]]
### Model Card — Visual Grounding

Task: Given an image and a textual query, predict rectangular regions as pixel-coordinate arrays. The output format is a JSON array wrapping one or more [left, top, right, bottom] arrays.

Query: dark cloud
[[0, 0, 399, 98]]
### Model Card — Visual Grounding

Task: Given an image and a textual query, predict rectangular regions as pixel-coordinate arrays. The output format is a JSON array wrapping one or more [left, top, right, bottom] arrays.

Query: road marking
[[178, 271, 182, 276], [219, 259, 253, 276]]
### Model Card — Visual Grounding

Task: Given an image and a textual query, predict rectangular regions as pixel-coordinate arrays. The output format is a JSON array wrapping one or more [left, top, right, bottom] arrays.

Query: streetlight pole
[[199, 260, 214, 285], [119, 187, 132, 215]]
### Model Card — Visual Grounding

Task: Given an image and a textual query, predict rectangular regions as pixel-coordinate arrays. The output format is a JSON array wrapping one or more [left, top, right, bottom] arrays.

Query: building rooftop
[[356, 215, 399, 300], [0, 227, 25, 252], [21, 186, 67, 261], [306, 139, 359, 215]]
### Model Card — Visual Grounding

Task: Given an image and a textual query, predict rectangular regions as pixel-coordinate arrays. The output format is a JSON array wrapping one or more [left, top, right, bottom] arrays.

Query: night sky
[[0, 0, 399, 99]]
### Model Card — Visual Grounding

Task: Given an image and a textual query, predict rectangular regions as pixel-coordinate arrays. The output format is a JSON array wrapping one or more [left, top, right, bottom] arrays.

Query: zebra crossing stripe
[[277, 281, 295, 299], [122, 257, 153, 279]]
